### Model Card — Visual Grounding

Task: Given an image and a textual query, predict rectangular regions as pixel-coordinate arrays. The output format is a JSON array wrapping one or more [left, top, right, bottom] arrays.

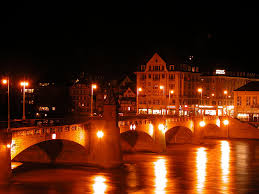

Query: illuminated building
[[117, 74, 137, 116], [233, 81, 259, 121], [69, 82, 103, 116], [200, 69, 258, 116], [135, 53, 200, 115], [118, 87, 136, 116]]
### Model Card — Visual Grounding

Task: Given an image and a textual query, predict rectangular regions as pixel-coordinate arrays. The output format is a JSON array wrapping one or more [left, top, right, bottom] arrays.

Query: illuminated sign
[[216, 69, 226, 75]]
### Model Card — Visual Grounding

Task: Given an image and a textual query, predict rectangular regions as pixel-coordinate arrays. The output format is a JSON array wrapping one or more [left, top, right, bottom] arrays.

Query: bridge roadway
[[1, 111, 259, 184]]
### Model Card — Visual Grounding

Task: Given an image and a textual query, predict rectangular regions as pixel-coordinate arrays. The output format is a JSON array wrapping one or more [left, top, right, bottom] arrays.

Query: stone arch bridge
[[118, 115, 259, 151], [1, 112, 259, 183], [0, 103, 122, 183]]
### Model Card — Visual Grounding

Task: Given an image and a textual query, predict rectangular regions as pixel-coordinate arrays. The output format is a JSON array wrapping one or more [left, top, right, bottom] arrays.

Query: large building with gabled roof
[[135, 52, 200, 115]]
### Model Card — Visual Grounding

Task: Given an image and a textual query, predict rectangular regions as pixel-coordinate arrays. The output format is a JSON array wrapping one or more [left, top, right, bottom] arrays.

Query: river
[[1, 139, 259, 193]]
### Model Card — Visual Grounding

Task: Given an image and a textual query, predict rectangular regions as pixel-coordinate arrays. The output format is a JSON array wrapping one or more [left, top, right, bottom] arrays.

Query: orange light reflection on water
[[154, 158, 167, 194], [196, 147, 207, 193], [93, 175, 107, 194], [220, 140, 230, 192]]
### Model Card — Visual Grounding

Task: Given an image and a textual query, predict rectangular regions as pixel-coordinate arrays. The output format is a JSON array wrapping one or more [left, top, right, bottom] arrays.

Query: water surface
[[2, 139, 259, 193]]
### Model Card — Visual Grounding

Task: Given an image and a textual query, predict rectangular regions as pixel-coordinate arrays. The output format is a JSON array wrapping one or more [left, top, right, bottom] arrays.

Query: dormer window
[[141, 65, 146, 71], [170, 65, 174, 71]]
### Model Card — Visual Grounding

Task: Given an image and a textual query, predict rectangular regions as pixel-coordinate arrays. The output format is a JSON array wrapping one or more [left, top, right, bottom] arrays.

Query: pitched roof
[[234, 81, 259, 91], [143, 52, 184, 65]]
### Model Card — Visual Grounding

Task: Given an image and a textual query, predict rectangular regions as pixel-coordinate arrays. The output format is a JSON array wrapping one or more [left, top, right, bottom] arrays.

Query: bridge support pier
[[153, 119, 166, 152], [0, 131, 11, 184], [192, 118, 204, 144], [88, 103, 122, 168]]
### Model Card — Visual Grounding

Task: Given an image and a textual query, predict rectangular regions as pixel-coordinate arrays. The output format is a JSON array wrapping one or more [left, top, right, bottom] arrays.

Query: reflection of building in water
[[220, 141, 230, 192], [154, 158, 167, 194], [93, 175, 107, 194], [196, 147, 207, 193]]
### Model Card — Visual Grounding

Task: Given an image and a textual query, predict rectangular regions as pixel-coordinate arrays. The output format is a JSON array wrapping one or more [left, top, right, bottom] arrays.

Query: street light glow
[[170, 90, 174, 94], [97, 130, 104, 138], [158, 124, 166, 133], [224, 90, 228, 95], [138, 87, 142, 92], [20, 81, 29, 86], [2, 79, 7, 84], [199, 121, 206, 127], [223, 120, 229, 125], [160, 85, 164, 90], [92, 84, 97, 89], [52, 133, 56, 139], [198, 88, 202, 93]]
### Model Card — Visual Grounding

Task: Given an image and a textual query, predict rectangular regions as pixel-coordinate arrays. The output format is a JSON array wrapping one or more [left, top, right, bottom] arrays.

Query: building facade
[[69, 82, 103, 116], [135, 53, 200, 116], [117, 74, 136, 116], [234, 81, 259, 121], [200, 70, 258, 116]]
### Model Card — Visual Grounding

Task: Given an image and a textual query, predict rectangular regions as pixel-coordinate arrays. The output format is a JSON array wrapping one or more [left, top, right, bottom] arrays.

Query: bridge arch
[[12, 139, 88, 164], [120, 130, 154, 152], [166, 126, 193, 144], [11, 125, 88, 161], [202, 123, 222, 138]]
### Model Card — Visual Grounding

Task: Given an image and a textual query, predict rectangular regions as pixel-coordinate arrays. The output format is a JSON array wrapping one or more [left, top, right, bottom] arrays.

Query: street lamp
[[2, 78, 10, 130], [91, 84, 97, 116], [199, 120, 206, 127], [197, 88, 203, 115], [136, 87, 142, 115], [169, 90, 174, 115], [223, 90, 228, 116], [97, 130, 104, 138], [160, 85, 165, 115], [223, 119, 229, 138], [20, 81, 29, 120]]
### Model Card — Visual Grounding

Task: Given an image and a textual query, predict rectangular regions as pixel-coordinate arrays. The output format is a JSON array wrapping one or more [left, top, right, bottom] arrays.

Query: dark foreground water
[[2, 139, 259, 193]]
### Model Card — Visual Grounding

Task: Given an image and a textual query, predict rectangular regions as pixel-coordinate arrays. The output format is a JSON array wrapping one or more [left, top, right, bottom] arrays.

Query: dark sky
[[0, 2, 258, 80]]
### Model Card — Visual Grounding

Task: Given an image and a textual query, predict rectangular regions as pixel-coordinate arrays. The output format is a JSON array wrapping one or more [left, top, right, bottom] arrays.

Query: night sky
[[0, 2, 258, 81]]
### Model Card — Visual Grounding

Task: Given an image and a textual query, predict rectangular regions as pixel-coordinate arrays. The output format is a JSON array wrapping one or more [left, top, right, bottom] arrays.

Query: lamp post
[[198, 88, 203, 116], [160, 85, 165, 115], [136, 87, 142, 115], [224, 90, 228, 116], [20, 81, 29, 120], [169, 90, 174, 115], [91, 84, 97, 116], [223, 119, 229, 138], [2, 78, 10, 130]]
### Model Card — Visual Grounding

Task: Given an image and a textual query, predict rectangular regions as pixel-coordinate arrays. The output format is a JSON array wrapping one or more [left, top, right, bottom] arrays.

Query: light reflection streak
[[196, 147, 207, 193], [220, 141, 230, 191], [93, 175, 107, 194], [154, 158, 167, 194], [127, 164, 137, 188]]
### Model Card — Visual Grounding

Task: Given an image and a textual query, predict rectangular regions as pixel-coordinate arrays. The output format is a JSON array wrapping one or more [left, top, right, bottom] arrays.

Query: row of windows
[[139, 100, 165, 105], [140, 73, 199, 81], [141, 65, 176, 71], [119, 106, 136, 111], [71, 90, 90, 95], [237, 96, 257, 106], [72, 96, 89, 100]]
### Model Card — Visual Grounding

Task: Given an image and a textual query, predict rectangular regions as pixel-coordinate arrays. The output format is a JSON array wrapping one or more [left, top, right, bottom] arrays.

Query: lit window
[[39, 107, 49, 111], [52, 107, 56, 111], [128, 107, 131, 111]]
